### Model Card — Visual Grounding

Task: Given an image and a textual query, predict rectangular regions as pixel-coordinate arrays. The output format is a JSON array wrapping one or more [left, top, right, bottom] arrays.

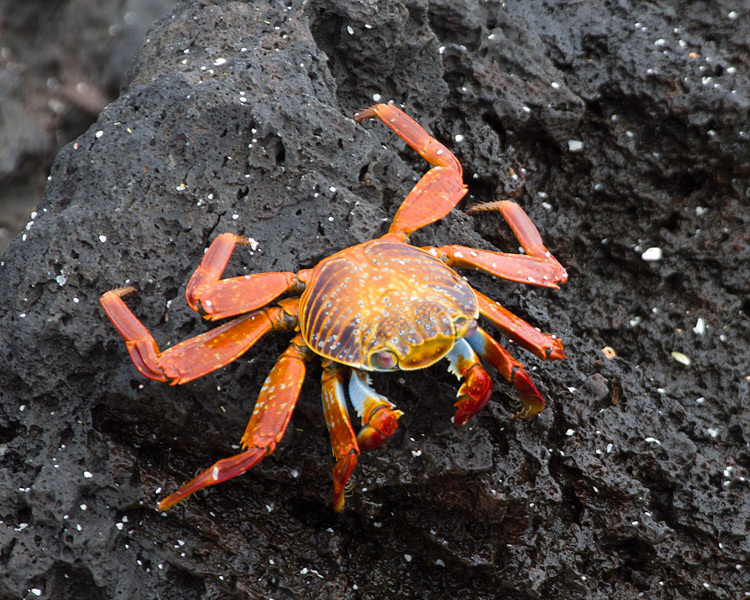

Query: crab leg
[[100, 287, 297, 384], [186, 232, 301, 320], [423, 200, 567, 287], [473, 290, 565, 361], [466, 327, 546, 419], [348, 370, 403, 451], [158, 334, 313, 510], [355, 104, 467, 236], [467, 200, 566, 271], [426, 245, 566, 289], [445, 339, 493, 425], [320, 361, 359, 511]]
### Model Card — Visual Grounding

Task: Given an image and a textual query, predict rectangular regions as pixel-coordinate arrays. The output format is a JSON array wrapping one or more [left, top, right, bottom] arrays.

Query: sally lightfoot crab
[[100, 104, 567, 512]]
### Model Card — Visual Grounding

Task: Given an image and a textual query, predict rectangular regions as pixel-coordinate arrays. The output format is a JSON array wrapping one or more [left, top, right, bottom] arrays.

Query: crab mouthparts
[[396, 335, 455, 370]]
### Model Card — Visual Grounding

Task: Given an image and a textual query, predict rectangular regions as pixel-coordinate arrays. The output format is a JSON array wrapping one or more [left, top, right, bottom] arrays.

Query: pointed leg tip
[[354, 105, 378, 123], [332, 451, 358, 511]]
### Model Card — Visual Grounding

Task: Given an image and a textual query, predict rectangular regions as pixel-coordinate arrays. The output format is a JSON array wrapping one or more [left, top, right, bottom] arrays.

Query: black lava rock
[[1, 1, 748, 599]]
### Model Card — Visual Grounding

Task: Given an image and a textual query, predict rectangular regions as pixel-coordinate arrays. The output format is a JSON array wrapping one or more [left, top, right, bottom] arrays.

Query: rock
[[1, 0, 748, 598]]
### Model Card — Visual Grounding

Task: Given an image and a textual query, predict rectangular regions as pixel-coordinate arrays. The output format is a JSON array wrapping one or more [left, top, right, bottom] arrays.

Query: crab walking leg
[[348, 370, 404, 451], [100, 287, 296, 384], [474, 290, 565, 361], [355, 104, 467, 235], [186, 232, 300, 320], [466, 201, 567, 278], [158, 334, 313, 510], [466, 327, 546, 419], [445, 339, 493, 425], [320, 361, 359, 511], [425, 245, 567, 289]]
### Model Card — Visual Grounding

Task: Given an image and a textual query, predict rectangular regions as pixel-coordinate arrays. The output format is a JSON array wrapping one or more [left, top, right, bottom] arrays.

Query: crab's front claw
[[357, 404, 404, 451], [348, 370, 403, 452], [332, 450, 358, 512], [509, 367, 546, 420], [453, 363, 492, 425]]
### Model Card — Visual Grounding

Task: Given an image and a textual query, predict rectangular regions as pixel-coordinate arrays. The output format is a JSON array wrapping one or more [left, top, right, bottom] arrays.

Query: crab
[[100, 104, 567, 512]]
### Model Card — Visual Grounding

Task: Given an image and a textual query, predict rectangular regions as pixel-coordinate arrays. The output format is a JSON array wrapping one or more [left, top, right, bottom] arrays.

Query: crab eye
[[372, 350, 397, 370], [464, 318, 478, 338], [457, 318, 478, 339]]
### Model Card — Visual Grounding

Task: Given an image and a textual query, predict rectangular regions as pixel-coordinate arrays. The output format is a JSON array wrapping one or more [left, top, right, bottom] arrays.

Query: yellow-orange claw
[[356, 405, 403, 451], [453, 364, 492, 425], [332, 450, 358, 512]]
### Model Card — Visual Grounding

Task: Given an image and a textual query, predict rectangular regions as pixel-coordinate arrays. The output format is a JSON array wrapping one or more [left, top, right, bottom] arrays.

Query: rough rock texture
[[0, 0, 180, 254], [1, 1, 748, 599]]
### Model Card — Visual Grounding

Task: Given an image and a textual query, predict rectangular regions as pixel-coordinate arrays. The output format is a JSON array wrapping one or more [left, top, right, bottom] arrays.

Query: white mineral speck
[[565, 428, 575, 436], [31, 589, 42, 597], [83, 471, 93, 478], [347, 25, 354, 35], [641, 247, 662, 261], [693, 317, 706, 335], [99, 235, 107, 243], [96, 130, 103, 138], [56, 275, 67, 286], [568, 139, 584, 152], [671, 351, 691, 366], [551, 81, 560, 89], [372, 93, 381, 101], [213, 57, 227, 66], [454, 134, 464, 142]]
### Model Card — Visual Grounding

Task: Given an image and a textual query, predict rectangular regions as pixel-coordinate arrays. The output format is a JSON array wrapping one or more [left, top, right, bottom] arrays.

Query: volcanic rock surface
[[1, 1, 748, 599]]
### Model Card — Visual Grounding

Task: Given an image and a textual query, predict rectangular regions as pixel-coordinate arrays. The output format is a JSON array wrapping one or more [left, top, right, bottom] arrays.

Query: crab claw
[[348, 370, 403, 452], [453, 363, 492, 425], [357, 404, 404, 451]]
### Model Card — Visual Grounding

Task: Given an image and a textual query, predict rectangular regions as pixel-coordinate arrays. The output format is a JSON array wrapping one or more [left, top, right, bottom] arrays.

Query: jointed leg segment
[[157, 333, 314, 510], [186, 233, 300, 320], [100, 287, 297, 384], [320, 361, 359, 512], [355, 104, 467, 236]]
